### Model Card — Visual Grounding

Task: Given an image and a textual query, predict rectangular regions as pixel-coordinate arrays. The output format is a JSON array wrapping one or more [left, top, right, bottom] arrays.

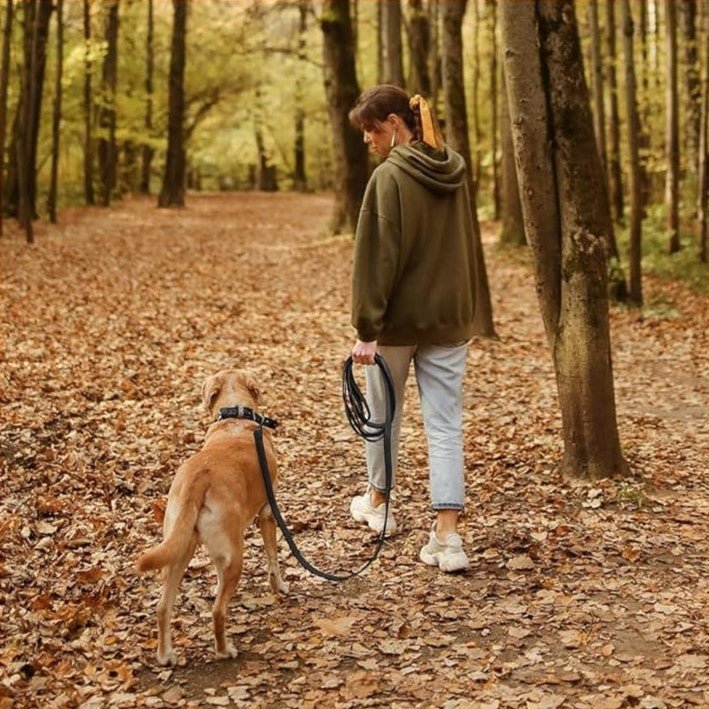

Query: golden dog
[[137, 369, 289, 665]]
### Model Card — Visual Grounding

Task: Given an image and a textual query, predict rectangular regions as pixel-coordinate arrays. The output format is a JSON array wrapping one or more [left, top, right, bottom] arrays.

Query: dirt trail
[[1, 193, 707, 707]]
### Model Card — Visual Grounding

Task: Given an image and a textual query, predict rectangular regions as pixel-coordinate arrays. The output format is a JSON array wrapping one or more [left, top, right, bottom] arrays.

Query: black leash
[[253, 354, 396, 582]]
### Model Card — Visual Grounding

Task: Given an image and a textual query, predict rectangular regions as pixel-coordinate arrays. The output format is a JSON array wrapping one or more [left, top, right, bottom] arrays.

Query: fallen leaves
[[1, 194, 707, 706]]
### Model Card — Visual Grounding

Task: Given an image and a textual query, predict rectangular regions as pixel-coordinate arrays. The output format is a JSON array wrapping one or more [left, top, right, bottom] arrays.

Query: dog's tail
[[136, 476, 209, 573]]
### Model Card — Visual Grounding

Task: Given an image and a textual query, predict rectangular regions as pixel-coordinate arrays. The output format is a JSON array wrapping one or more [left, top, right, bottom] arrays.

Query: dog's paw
[[157, 650, 177, 666], [215, 643, 238, 660], [269, 573, 290, 596]]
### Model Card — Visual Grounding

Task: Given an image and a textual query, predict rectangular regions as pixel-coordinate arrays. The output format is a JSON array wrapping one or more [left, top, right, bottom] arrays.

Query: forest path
[[1, 193, 707, 707]]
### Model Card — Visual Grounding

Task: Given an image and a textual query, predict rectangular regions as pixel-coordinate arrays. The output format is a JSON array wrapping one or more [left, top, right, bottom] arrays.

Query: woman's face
[[362, 118, 397, 159]]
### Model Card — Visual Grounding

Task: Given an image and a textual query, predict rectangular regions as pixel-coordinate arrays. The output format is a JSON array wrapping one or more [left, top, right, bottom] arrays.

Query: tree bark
[[427, 0, 441, 106], [159, 0, 188, 208], [381, 0, 405, 87], [471, 0, 481, 187], [500, 0, 627, 480], [499, 66, 524, 246], [293, 0, 308, 192], [698, 0, 708, 262], [320, 0, 369, 234], [407, 0, 431, 96], [83, 0, 94, 205], [140, 0, 154, 194], [588, 0, 607, 178], [98, 0, 119, 207], [606, 0, 624, 223], [441, 0, 495, 337], [0, 0, 14, 235], [665, 0, 681, 253], [48, 0, 63, 223], [680, 0, 701, 170], [622, 0, 643, 306], [487, 0, 499, 220]]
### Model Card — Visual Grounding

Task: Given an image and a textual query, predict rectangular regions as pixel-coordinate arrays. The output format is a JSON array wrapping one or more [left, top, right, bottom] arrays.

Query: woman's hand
[[352, 339, 378, 365]]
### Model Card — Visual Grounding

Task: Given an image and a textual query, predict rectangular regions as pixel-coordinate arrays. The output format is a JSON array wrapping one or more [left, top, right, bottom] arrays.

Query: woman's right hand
[[351, 339, 378, 365]]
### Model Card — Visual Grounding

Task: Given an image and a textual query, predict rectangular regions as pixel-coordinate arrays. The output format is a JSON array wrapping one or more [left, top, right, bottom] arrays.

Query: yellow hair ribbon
[[409, 94, 443, 150]]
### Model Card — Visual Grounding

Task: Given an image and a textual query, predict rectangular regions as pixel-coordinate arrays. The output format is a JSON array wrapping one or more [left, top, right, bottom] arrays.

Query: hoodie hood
[[386, 141, 467, 195]]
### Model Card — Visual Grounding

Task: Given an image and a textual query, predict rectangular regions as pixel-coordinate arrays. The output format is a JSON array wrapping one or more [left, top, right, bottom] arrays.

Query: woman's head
[[349, 85, 443, 158]]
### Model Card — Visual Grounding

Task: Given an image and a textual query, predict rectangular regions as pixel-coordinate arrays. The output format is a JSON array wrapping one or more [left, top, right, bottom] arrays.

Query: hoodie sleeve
[[351, 168, 402, 342]]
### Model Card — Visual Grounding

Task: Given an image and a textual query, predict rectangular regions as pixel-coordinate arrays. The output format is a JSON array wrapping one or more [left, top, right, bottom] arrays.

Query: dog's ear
[[201, 374, 222, 413], [244, 373, 261, 403]]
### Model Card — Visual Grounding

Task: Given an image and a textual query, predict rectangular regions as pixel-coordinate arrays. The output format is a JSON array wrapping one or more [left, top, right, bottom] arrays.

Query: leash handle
[[254, 355, 396, 582]]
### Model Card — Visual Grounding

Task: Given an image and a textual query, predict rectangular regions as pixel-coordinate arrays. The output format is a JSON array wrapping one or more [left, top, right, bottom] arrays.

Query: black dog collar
[[216, 406, 278, 429]]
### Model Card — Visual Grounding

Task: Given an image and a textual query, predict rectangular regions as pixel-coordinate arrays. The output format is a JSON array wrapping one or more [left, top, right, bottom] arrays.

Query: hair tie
[[409, 94, 443, 150]]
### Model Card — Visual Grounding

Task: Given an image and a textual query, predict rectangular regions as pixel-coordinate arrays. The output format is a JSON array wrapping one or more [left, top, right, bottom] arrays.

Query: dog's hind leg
[[258, 505, 289, 596], [211, 535, 243, 660], [156, 535, 196, 666]]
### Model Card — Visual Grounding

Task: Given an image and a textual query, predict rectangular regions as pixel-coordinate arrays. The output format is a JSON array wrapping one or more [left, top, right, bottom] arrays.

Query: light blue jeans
[[365, 342, 468, 510]]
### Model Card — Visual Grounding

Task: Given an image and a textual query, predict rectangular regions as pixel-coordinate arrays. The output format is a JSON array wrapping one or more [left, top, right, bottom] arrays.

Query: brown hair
[[349, 84, 419, 138]]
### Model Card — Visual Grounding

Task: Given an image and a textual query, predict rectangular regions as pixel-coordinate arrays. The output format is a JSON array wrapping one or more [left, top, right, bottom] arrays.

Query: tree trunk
[[622, 0, 643, 306], [698, 0, 708, 263], [680, 0, 701, 173], [441, 0, 495, 338], [140, 0, 154, 194], [588, 0, 607, 177], [471, 0, 481, 187], [47, 0, 63, 223], [638, 0, 651, 210], [293, 0, 308, 192], [665, 0, 681, 253], [606, 0, 624, 223], [320, 0, 369, 234], [487, 0, 499, 220], [499, 67, 524, 246], [7, 0, 52, 224], [98, 0, 119, 207], [0, 0, 14, 235], [407, 0, 431, 96], [83, 0, 94, 205], [428, 0, 441, 106], [159, 0, 188, 208], [500, 0, 627, 480], [381, 0, 405, 87]]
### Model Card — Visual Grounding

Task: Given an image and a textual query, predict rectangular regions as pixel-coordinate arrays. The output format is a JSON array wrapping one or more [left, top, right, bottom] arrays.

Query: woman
[[348, 85, 478, 573]]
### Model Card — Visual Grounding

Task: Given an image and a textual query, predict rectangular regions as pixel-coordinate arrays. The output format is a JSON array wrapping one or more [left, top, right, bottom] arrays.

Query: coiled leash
[[252, 354, 395, 582]]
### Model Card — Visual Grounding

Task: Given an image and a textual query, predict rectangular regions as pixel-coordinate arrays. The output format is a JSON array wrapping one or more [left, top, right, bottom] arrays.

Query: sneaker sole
[[419, 548, 469, 572], [351, 508, 397, 536]]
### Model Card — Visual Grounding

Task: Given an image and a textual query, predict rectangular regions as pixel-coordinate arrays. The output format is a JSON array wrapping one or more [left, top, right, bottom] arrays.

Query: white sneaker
[[420, 525, 469, 572], [350, 488, 397, 536]]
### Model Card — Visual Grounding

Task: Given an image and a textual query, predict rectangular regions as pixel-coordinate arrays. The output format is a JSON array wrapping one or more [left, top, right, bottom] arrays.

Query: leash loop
[[254, 354, 395, 582]]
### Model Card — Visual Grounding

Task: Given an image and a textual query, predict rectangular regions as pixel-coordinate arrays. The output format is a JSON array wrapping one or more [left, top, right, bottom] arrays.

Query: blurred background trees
[[0, 0, 706, 281]]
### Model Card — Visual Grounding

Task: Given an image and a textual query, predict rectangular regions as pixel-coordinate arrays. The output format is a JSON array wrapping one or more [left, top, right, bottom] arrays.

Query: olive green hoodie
[[351, 141, 478, 346]]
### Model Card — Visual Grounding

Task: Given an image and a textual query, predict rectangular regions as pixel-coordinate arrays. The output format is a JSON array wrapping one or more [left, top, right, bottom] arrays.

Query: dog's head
[[201, 369, 262, 417]]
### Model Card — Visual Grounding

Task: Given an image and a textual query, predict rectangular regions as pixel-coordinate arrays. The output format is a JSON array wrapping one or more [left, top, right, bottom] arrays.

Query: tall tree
[[622, 0, 643, 305], [427, 0, 441, 105], [6, 0, 52, 224], [665, 0, 681, 253], [159, 0, 188, 207], [606, 0, 624, 223], [500, 0, 627, 480], [47, 0, 63, 224], [486, 0, 499, 219], [407, 0, 431, 96], [588, 0, 607, 177], [98, 0, 119, 207], [293, 0, 309, 192], [320, 0, 369, 233], [471, 0, 481, 187], [0, 0, 14, 235], [680, 0, 701, 169], [698, 0, 708, 263], [83, 0, 94, 205], [381, 0, 405, 87], [140, 0, 154, 194], [441, 0, 495, 337], [499, 67, 524, 246]]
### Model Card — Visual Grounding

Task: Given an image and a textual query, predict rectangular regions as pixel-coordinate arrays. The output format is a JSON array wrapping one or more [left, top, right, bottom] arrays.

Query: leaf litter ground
[[1, 193, 707, 708]]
